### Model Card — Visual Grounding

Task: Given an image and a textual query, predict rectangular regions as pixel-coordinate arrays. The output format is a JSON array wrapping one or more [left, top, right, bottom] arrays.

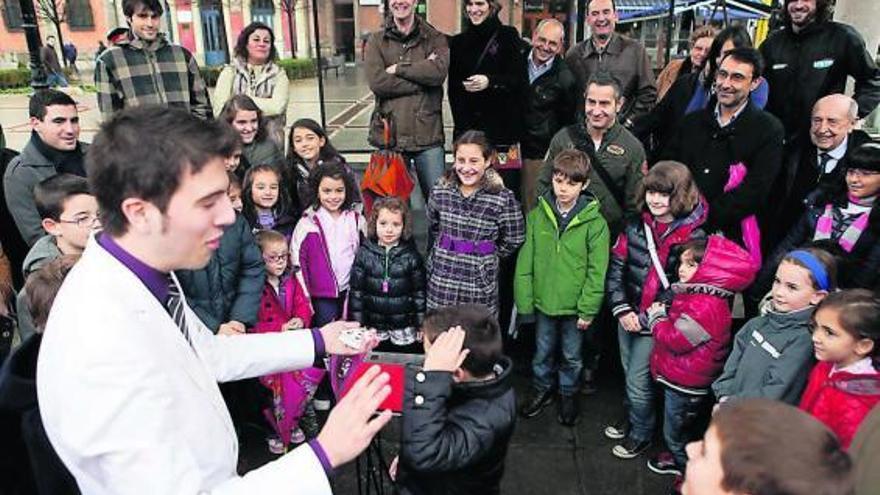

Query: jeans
[[46, 72, 68, 87], [663, 386, 711, 468], [618, 324, 656, 442], [403, 145, 446, 201], [533, 312, 583, 396]]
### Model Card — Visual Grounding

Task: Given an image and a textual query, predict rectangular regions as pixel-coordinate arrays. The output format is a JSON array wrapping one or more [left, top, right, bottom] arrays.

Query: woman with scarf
[[213, 22, 290, 148]]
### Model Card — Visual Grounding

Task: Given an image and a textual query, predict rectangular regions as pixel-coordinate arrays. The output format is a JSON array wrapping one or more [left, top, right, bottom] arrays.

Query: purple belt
[[438, 234, 495, 255]]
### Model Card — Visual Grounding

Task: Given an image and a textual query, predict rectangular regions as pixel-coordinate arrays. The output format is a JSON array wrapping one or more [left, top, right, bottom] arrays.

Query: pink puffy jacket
[[649, 236, 759, 390]]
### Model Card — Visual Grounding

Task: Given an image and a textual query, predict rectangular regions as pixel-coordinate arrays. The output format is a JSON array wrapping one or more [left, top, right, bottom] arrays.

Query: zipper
[[145, 49, 166, 104], [382, 247, 391, 293]]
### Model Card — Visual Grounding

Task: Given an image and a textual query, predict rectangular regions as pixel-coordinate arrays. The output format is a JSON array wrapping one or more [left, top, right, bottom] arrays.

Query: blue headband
[[788, 250, 830, 291]]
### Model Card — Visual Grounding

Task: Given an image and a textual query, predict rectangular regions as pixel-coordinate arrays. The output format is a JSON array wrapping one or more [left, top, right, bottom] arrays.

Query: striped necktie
[[166, 279, 190, 344]]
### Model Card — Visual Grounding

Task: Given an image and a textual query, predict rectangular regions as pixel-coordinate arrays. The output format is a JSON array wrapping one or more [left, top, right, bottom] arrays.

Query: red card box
[[339, 352, 424, 414]]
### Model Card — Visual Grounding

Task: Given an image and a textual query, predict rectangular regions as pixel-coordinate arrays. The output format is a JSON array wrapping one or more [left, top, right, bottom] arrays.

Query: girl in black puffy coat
[[349, 196, 426, 353]]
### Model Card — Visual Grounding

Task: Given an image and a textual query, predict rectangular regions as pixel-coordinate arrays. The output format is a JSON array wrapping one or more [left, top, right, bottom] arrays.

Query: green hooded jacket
[[514, 193, 610, 320]]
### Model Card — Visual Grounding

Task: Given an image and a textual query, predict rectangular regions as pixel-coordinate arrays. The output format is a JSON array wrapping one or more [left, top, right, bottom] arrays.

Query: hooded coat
[[649, 236, 759, 391], [800, 360, 880, 449]]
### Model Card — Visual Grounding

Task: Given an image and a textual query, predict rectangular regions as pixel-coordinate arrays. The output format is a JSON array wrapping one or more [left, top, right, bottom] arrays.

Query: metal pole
[[664, 0, 675, 67], [19, 0, 49, 89], [311, 0, 326, 129], [575, 0, 586, 43]]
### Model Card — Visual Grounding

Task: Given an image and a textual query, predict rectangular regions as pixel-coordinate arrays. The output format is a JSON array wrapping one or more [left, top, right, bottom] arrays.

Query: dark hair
[[637, 161, 700, 218], [442, 130, 494, 186], [25, 254, 80, 332], [464, 0, 502, 16], [220, 94, 268, 144], [368, 196, 413, 242], [781, 247, 838, 291], [241, 163, 291, 226], [422, 304, 503, 377], [29, 89, 76, 120], [287, 118, 341, 167], [122, 0, 163, 17], [679, 238, 708, 264], [552, 149, 591, 184], [719, 46, 764, 80], [227, 171, 242, 190], [847, 142, 880, 173], [704, 25, 753, 89], [306, 162, 359, 212], [782, 0, 834, 28], [815, 289, 880, 358], [34, 174, 91, 221], [234, 22, 278, 62], [88, 106, 239, 236], [254, 229, 287, 251], [713, 399, 852, 495], [585, 71, 622, 100], [586, 0, 617, 11]]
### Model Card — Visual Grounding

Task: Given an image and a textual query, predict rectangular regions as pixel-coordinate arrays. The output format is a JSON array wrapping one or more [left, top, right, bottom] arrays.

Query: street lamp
[[19, 0, 49, 89]]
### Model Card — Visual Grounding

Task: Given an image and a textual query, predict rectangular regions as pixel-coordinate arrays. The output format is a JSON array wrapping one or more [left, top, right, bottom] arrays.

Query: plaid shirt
[[426, 173, 525, 316], [95, 34, 212, 121]]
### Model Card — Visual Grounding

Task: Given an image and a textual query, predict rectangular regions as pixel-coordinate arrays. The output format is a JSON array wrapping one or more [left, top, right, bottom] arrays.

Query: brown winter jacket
[[365, 16, 448, 152]]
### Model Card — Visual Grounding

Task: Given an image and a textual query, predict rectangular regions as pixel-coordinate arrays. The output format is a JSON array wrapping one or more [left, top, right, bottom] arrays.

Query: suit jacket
[[36, 236, 332, 494]]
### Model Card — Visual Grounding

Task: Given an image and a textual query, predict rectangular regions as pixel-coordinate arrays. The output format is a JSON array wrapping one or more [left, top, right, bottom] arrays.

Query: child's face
[[678, 249, 700, 283], [318, 176, 346, 213], [375, 208, 404, 247], [770, 260, 826, 313], [811, 306, 874, 368], [682, 427, 733, 495], [454, 143, 490, 190], [262, 240, 288, 277], [251, 170, 279, 210], [645, 190, 672, 219], [231, 110, 259, 144], [47, 193, 100, 253], [552, 173, 587, 207], [845, 167, 880, 199], [225, 151, 242, 172], [292, 127, 326, 164], [228, 184, 243, 212]]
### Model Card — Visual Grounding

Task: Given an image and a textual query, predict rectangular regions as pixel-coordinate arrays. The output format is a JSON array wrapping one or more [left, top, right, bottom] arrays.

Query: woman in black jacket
[[348, 197, 426, 352]]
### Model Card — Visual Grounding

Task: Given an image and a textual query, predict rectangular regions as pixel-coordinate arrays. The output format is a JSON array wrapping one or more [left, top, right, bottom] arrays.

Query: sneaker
[[267, 435, 285, 455], [647, 451, 683, 476], [667, 474, 684, 495], [558, 395, 579, 426], [290, 426, 306, 445], [313, 399, 332, 411], [603, 416, 630, 440], [519, 387, 555, 418], [611, 437, 651, 459]]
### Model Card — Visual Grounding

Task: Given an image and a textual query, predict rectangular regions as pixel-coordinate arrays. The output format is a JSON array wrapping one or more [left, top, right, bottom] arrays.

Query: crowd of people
[[1, 0, 880, 493]]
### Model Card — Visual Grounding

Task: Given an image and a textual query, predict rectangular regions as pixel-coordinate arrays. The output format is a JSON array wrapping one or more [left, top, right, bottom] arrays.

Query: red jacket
[[649, 236, 759, 390], [253, 275, 313, 334], [799, 360, 880, 449]]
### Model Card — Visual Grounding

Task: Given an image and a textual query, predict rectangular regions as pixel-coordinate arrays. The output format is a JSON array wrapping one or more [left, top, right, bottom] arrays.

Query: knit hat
[[847, 141, 880, 172]]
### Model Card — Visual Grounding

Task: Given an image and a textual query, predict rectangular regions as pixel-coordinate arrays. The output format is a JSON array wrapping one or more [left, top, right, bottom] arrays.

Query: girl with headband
[[713, 248, 837, 406]]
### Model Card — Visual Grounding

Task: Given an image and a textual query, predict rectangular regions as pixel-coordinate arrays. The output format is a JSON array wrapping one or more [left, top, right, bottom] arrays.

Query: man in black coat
[[661, 47, 784, 243], [521, 18, 576, 211]]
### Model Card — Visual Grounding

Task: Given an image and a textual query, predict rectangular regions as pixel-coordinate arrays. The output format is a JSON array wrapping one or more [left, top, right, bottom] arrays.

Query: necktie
[[166, 279, 190, 344], [818, 152, 832, 174]]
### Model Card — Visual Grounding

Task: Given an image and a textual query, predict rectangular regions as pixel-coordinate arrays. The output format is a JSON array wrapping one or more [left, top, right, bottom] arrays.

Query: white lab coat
[[37, 236, 333, 494]]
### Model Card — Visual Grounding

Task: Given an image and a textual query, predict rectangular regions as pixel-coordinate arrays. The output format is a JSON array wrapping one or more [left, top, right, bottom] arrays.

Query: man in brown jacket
[[365, 0, 448, 200], [565, 0, 656, 128]]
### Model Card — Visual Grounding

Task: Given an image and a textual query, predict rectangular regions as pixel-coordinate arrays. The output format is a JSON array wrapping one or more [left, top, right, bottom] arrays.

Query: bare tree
[[34, 0, 67, 66]]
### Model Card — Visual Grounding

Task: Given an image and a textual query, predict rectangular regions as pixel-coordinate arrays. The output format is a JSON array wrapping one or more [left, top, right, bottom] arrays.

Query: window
[[2, 0, 24, 31], [67, 0, 94, 29], [251, 0, 274, 27]]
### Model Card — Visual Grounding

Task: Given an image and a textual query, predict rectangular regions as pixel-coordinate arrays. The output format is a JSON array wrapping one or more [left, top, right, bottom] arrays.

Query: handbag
[[492, 143, 523, 170]]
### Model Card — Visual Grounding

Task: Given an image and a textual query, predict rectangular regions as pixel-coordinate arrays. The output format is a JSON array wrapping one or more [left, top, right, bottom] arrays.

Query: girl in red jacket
[[800, 289, 880, 449], [645, 236, 759, 480], [252, 230, 322, 454]]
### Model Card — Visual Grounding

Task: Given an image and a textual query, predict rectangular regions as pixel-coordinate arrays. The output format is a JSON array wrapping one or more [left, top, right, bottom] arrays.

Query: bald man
[[522, 18, 576, 211], [778, 93, 872, 235]]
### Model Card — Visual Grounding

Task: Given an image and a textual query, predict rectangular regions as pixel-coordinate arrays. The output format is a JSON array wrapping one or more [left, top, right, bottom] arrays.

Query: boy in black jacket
[[394, 304, 516, 495]]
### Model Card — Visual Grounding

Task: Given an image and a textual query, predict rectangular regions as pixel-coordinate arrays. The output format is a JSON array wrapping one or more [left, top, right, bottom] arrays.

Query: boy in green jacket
[[515, 149, 610, 426]]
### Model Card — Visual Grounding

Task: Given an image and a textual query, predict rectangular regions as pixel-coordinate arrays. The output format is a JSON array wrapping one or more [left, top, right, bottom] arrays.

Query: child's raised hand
[[283, 317, 304, 331], [423, 326, 470, 373]]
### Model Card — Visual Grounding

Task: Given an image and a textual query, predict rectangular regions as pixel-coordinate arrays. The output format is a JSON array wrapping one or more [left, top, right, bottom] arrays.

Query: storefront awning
[[617, 0, 773, 23]]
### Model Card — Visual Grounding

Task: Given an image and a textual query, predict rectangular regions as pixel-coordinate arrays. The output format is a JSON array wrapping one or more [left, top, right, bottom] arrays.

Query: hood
[[0, 333, 40, 412], [453, 355, 513, 400], [21, 235, 62, 278], [685, 235, 759, 293]]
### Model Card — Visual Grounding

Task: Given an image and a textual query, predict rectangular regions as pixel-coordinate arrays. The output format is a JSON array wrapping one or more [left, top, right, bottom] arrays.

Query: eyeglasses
[[58, 213, 100, 229], [846, 168, 880, 178], [263, 253, 287, 263]]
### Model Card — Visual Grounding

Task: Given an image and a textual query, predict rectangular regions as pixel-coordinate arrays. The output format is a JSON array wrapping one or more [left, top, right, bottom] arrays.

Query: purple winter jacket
[[289, 207, 365, 299]]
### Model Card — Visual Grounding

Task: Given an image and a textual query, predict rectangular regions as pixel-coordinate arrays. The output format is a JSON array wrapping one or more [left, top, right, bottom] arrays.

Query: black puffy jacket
[[348, 239, 426, 331], [176, 213, 265, 332], [397, 356, 516, 495]]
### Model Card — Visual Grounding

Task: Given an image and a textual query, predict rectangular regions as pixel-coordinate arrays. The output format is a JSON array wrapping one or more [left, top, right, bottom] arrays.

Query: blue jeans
[[532, 312, 583, 396], [663, 386, 711, 469], [403, 145, 446, 200], [46, 72, 68, 87], [618, 325, 656, 443]]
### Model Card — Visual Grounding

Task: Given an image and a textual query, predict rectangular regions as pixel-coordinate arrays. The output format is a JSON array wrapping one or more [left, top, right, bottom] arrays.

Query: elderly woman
[[213, 22, 290, 147], [655, 25, 717, 101]]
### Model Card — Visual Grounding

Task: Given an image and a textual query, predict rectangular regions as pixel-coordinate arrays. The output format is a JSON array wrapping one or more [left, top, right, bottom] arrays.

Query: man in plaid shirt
[[95, 0, 212, 121]]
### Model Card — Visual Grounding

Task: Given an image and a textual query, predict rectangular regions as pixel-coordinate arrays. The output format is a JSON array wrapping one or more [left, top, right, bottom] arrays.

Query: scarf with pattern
[[813, 194, 875, 252], [232, 57, 281, 99]]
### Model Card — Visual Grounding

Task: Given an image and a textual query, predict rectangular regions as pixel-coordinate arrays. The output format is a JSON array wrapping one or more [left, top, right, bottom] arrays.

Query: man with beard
[[565, 0, 656, 128]]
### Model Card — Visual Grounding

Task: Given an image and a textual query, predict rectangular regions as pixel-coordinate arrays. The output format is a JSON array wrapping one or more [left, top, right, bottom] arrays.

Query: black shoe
[[647, 451, 683, 476], [603, 416, 630, 440], [611, 436, 652, 459], [580, 368, 598, 395], [558, 395, 579, 426], [519, 387, 554, 418]]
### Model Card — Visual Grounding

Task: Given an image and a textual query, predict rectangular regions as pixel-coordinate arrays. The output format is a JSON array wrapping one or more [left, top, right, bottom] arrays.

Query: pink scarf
[[813, 194, 874, 252]]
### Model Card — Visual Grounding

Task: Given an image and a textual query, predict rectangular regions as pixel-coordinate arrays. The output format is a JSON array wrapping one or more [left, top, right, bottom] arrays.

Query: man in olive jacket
[[365, 0, 448, 199]]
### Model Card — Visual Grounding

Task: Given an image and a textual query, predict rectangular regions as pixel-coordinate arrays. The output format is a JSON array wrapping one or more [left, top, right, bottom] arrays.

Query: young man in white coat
[[36, 106, 393, 494]]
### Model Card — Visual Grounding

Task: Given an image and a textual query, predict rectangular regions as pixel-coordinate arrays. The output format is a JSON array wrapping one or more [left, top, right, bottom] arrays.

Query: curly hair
[[367, 196, 413, 242], [782, 0, 834, 28], [307, 162, 360, 212]]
